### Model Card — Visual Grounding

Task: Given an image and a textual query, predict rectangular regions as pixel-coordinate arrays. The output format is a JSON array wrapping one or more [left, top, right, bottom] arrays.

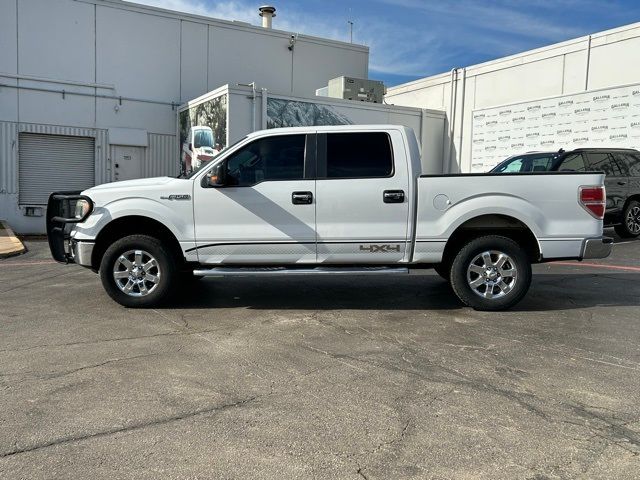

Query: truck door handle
[[617, 181, 627, 186], [383, 190, 405, 203], [292, 191, 313, 204]]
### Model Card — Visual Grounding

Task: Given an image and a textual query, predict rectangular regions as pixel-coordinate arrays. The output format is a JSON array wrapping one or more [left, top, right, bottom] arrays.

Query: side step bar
[[193, 266, 410, 277]]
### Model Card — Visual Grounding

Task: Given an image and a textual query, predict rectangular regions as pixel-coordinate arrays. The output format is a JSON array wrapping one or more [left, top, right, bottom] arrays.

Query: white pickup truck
[[47, 125, 612, 311]]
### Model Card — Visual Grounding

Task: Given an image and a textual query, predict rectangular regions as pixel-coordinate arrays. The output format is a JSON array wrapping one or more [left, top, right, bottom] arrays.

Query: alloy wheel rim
[[113, 249, 161, 297], [467, 250, 518, 300], [626, 206, 640, 235]]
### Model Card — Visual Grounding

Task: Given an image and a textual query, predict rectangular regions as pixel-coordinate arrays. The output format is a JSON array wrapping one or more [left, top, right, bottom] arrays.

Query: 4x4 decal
[[359, 244, 401, 253]]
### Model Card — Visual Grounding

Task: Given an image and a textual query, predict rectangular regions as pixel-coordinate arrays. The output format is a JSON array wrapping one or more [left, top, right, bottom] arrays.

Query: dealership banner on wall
[[471, 83, 640, 172]]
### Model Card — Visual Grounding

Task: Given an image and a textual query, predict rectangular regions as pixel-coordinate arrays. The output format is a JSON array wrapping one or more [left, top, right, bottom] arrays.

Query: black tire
[[433, 262, 451, 281], [614, 200, 640, 238], [99, 234, 177, 308], [449, 235, 532, 311]]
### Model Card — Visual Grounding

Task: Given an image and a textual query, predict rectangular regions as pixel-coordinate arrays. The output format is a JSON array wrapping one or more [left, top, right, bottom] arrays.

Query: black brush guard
[[46, 191, 93, 263]]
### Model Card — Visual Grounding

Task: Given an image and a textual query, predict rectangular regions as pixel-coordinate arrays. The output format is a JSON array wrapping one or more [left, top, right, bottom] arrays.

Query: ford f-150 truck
[[47, 125, 612, 311]]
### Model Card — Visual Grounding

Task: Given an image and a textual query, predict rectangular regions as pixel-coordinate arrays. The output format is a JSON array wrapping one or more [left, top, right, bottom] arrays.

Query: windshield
[[194, 130, 214, 149], [492, 153, 557, 173], [183, 135, 248, 179]]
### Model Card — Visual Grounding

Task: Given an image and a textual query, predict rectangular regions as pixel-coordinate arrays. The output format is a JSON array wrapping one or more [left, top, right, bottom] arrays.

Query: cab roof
[[246, 124, 411, 138]]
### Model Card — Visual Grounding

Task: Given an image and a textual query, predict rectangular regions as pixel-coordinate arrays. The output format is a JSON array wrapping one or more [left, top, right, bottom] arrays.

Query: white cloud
[[130, 0, 257, 23]]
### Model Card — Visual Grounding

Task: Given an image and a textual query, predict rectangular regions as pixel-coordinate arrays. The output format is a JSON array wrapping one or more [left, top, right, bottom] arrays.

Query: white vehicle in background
[[182, 126, 219, 173], [47, 125, 611, 311]]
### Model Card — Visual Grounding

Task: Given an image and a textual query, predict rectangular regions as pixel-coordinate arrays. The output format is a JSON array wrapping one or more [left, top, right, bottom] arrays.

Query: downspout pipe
[[584, 34, 592, 91], [447, 67, 459, 173], [456, 67, 467, 173]]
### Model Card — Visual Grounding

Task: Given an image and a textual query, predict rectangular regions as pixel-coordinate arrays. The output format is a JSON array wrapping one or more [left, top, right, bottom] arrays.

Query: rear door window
[[611, 153, 631, 176], [557, 153, 587, 172], [324, 132, 393, 178], [587, 153, 624, 176]]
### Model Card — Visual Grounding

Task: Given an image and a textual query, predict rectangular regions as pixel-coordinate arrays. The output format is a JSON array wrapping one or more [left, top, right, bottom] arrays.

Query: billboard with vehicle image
[[178, 93, 227, 174]]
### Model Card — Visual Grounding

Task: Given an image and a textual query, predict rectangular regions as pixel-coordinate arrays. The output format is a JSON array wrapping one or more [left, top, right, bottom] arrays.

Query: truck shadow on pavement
[[164, 273, 640, 312]]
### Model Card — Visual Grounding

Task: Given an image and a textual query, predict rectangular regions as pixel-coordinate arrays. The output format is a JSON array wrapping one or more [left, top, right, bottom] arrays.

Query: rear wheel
[[614, 200, 640, 238], [99, 235, 177, 308], [449, 235, 531, 311]]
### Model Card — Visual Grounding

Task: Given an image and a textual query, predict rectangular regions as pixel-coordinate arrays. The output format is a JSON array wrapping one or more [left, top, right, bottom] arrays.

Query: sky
[[134, 0, 640, 87]]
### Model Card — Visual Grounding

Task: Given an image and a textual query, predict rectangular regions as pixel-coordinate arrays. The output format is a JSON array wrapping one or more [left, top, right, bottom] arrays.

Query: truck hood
[[82, 177, 193, 206], [85, 177, 177, 192]]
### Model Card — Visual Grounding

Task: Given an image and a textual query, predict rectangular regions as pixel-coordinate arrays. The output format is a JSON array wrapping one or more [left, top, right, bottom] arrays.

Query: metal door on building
[[18, 133, 95, 205], [111, 145, 143, 181]]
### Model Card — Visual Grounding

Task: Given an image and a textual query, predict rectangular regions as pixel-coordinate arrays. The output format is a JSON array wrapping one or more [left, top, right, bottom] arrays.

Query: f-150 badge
[[160, 194, 191, 201]]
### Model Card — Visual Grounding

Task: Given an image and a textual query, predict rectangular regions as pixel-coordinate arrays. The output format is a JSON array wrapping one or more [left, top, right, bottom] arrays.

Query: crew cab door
[[315, 130, 410, 263], [193, 133, 316, 264]]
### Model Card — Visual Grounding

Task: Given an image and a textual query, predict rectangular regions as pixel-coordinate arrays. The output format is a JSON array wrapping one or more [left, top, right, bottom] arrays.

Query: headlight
[[74, 199, 92, 220]]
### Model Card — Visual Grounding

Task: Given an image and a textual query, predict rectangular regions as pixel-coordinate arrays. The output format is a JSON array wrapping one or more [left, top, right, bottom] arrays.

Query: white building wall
[[0, 0, 369, 233], [386, 22, 640, 173], [1, 0, 368, 133]]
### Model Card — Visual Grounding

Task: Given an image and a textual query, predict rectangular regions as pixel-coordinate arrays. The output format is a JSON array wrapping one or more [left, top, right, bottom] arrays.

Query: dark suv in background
[[491, 148, 640, 237]]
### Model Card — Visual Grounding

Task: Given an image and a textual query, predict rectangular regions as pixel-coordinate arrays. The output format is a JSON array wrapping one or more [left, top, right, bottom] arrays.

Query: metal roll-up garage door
[[18, 133, 95, 205]]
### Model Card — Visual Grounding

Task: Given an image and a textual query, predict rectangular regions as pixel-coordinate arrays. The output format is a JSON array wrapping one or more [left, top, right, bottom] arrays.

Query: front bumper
[[71, 240, 94, 267], [46, 191, 93, 263], [581, 236, 613, 260]]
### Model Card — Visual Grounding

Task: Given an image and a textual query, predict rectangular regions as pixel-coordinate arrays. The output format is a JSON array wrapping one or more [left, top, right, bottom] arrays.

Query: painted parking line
[[553, 262, 640, 272], [0, 260, 57, 267]]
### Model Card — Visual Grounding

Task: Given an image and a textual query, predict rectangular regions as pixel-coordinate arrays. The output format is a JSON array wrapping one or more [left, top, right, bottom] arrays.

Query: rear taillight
[[579, 186, 606, 219]]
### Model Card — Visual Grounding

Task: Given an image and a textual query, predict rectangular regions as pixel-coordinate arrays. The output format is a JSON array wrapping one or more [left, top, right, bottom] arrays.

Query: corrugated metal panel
[[0, 122, 18, 194], [19, 123, 97, 137], [145, 133, 178, 178], [18, 133, 95, 205], [15, 122, 110, 184], [95, 129, 110, 184]]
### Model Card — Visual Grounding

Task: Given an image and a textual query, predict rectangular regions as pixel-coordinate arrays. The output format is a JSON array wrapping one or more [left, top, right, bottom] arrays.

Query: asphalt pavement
[[0, 233, 639, 479]]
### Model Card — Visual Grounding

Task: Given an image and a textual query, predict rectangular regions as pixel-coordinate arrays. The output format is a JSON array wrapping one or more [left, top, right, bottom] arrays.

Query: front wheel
[[99, 235, 177, 307], [614, 200, 640, 238], [449, 235, 532, 311]]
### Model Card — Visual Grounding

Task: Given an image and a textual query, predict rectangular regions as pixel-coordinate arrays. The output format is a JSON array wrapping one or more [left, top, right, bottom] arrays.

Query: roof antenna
[[347, 20, 354, 43]]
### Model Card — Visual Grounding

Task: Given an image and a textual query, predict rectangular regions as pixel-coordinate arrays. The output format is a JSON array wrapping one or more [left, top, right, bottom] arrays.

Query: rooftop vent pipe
[[258, 5, 276, 29]]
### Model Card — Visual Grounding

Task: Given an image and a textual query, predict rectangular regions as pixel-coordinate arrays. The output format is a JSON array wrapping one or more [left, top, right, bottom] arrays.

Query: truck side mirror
[[205, 162, 226, 187]]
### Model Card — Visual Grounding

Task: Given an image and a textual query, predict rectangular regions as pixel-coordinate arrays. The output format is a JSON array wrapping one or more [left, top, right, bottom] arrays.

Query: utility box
[[327, 76, 385, 103]]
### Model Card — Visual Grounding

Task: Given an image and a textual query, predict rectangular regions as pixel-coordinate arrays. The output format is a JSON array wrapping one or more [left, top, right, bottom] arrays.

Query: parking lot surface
[[1, 235, 639, 479]]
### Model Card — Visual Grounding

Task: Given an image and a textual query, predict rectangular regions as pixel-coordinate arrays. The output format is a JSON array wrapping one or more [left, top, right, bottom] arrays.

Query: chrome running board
[[193, 266, 410, 277]]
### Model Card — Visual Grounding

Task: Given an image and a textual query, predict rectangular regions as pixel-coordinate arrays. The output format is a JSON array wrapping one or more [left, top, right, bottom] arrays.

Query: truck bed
[[412, 171, 606, 263]]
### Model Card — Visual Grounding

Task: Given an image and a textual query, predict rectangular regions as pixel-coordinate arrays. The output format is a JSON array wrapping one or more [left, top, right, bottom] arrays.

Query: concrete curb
[[0, 220, 27, 259]]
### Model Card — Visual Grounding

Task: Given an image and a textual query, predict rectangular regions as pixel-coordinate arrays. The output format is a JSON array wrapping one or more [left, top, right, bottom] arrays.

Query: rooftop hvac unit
[[327, 76, 385, 103]]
